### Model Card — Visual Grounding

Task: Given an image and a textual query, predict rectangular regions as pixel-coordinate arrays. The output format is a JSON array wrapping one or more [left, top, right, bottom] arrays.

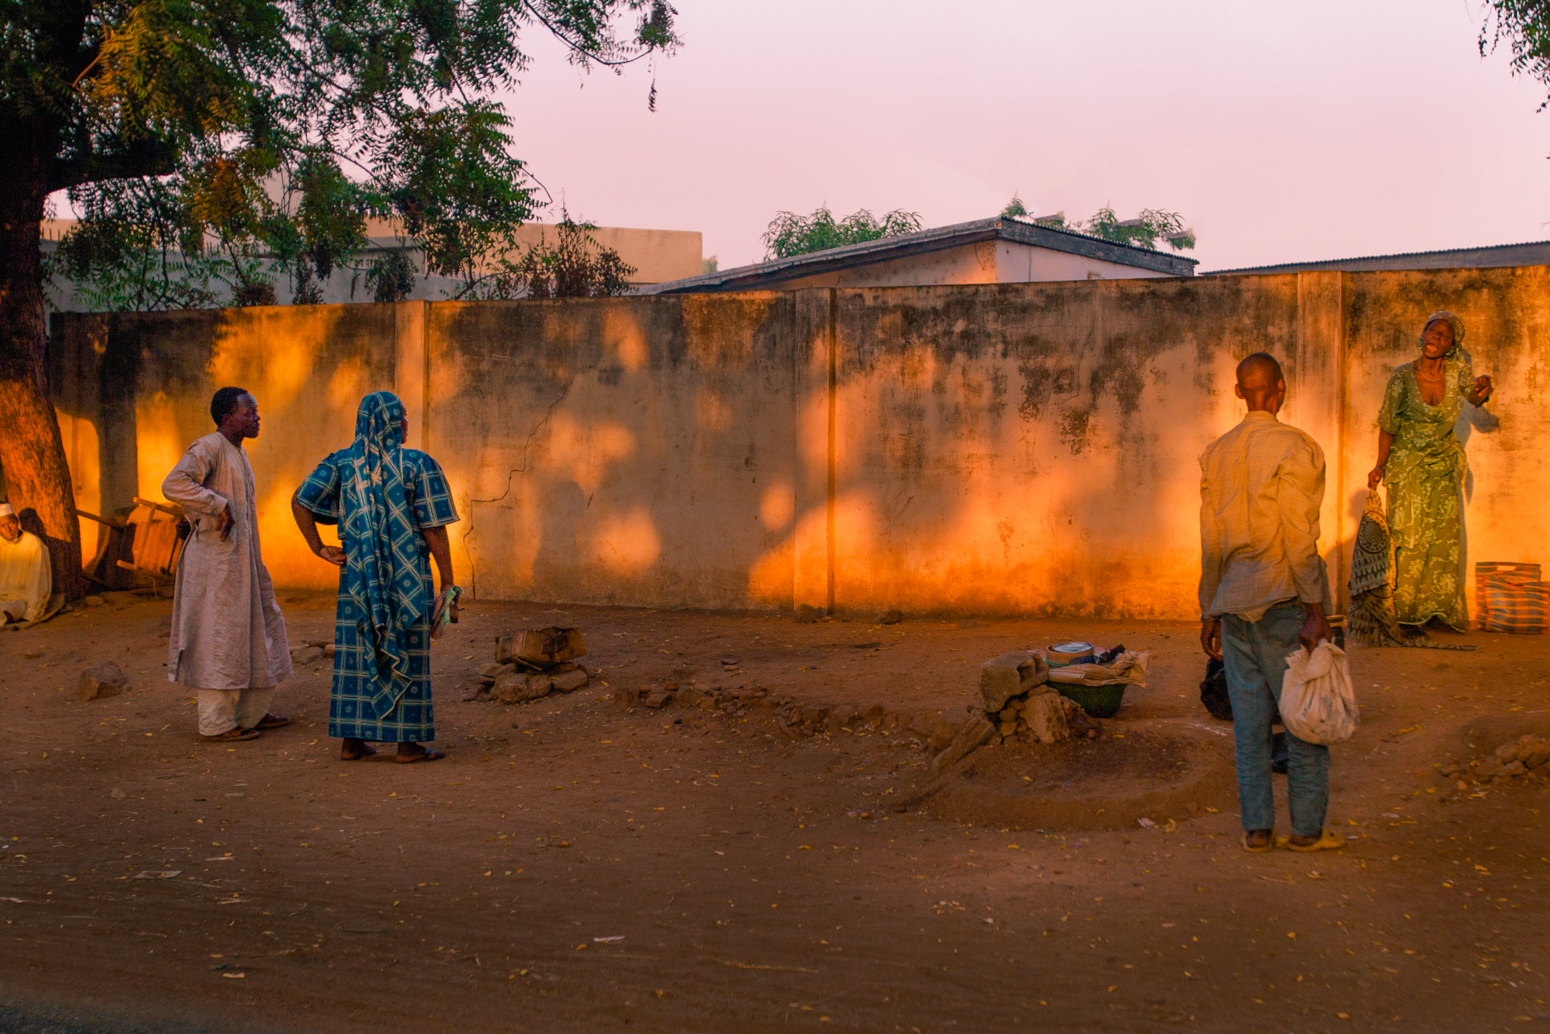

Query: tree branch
[[47, 136, 179, 192]]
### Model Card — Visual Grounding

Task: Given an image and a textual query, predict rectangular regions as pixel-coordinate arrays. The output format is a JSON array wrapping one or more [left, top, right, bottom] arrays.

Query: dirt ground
[[3, 592, 1549, 1034]]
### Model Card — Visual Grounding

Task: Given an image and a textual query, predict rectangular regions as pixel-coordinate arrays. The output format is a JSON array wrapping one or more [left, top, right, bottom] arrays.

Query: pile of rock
[[776, 702, 900, 738], [290, 641, 335, 666], [462, 626, 592, 704], [1446, 734, 1550, 790], [980, 650, 1076, 745], [923, 649, 1110, 773]]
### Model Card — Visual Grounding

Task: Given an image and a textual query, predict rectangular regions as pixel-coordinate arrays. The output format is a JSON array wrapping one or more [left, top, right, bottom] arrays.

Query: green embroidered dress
[[1377, 353, 1474, 629]]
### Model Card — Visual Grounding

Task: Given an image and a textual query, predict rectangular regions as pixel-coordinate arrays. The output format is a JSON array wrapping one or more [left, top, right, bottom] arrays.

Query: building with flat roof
[[40, 218, 703, 311], [640, 215, 1196, 294]]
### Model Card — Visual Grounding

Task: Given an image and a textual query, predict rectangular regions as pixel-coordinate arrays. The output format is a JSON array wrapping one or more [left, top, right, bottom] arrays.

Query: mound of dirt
[[900, 718, 1237, 831]]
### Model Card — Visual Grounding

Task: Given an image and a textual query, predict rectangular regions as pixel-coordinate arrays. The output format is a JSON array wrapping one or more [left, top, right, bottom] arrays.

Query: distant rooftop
[[640, 215, 1197, 294], [1203, 239, 1550, 276]]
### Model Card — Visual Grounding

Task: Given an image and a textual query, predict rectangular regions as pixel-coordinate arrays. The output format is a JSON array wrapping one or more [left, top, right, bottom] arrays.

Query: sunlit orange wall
[[1337, 268, 1550, 616], [52, 304, 412, 592], [49, 270, 1550, 619], [812, 278, 1308, 618], [420, 294, 798, 610]]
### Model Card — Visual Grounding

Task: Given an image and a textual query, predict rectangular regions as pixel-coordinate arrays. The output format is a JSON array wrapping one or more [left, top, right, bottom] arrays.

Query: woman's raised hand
[[1471, 374, 1494, 405]]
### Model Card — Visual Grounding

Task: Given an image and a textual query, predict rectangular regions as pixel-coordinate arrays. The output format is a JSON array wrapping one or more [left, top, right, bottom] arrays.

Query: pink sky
[[506, 0, 1550, 272]]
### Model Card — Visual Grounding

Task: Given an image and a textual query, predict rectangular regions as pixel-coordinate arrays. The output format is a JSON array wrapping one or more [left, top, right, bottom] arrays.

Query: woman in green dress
[[1366, 311, 1494, 630]]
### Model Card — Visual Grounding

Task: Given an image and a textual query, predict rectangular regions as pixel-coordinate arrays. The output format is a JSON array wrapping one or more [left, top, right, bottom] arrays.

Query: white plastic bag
[[1280, 642, 1359, 745]]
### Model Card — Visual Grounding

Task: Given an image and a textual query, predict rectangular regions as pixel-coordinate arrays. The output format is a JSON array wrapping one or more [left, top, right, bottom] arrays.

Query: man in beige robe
[[162, 387, 294, 742], [0, 503, 51, 624]]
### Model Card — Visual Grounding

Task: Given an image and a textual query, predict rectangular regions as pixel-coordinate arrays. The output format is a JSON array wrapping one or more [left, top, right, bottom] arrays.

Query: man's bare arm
[[1200, 618, 1222, 661]]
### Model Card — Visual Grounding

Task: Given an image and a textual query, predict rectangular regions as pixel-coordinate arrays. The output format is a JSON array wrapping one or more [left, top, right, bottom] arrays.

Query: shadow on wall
[[436, 294, 798, 610], [46, 267, 1550, 619], [52, 304, 397, 591]]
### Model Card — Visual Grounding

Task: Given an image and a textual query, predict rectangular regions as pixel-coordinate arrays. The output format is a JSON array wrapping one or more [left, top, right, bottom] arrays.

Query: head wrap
[[0, 504, 13, 518], [339, 391, 423, 715], [1419, 311, 1464, 356]]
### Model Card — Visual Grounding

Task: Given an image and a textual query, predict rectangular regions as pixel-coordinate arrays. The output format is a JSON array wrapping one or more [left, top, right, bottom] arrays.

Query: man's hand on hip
[[1300, 602, 1332, 650], [1200, 618, 1222, 660]]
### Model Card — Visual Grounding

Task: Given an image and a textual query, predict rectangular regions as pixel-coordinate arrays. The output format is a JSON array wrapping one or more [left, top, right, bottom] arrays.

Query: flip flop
[[200, 727, 261, 743], [1241, 830, 1276, 854], [340, 744, 379, 762], [254, 713, 293, 730], [395, 748, 447, 764], [1286, 828, 1346, 852]]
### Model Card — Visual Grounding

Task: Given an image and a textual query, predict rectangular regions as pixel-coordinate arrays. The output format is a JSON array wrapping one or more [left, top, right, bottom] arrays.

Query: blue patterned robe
[[295, 437, 458, 742]]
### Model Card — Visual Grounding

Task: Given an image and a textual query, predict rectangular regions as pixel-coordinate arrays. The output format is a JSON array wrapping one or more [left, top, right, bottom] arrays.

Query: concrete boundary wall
[[49, 268, 1550, 619]]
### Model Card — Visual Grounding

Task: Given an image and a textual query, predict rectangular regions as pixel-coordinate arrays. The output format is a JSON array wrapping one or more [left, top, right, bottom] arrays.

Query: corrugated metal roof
[[640, 216, 1197, 294], [1203, 239, 1550, 276]]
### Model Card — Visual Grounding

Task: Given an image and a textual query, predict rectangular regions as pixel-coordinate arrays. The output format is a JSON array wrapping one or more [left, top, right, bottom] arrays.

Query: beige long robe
[[161, 433, 293, 689], [0, 530, 51, 622]]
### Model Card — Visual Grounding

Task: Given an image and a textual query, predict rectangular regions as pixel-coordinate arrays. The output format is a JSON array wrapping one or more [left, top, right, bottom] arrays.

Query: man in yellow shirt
[[1199, 353, 1341, 854]]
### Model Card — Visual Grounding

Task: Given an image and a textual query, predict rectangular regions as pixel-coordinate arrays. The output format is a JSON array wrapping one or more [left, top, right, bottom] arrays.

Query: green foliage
[[45, 178, 224, 311], [363, 251, 418, 303], [999, 195, 1195, 251], [761, 206, 923, 260], [389, 101, 536, 296], [1482, 1, 1550, 112], [484, 216, 636, 299], [1079, 206, 1195, 252], [12, 0, 679, 309]]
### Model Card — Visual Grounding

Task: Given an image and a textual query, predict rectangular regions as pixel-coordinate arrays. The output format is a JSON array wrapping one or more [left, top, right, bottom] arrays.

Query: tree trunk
[[0, 145, 84, 600]]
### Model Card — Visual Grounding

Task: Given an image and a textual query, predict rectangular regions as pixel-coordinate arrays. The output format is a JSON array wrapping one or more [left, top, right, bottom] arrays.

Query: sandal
[[340, 743, 379, 762], [1286, 828, 1346, 852], [254, 713, 293, 730], [1241, 830, 1276, 854], [200, 727, 261, 743], [395, 747, 447, 764]]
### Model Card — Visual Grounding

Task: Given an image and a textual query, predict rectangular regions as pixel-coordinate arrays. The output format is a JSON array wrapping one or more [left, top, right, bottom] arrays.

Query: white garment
[[0, 530, 51, 623], [197, 687, 275, 737], [162, 432, 293, 690]]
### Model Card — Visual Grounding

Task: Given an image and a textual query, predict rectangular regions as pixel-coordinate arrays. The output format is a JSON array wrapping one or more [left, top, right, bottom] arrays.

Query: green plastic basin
[[1055, 683, 1127, 719]]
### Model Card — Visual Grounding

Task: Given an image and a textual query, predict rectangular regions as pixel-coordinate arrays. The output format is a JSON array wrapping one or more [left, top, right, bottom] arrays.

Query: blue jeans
[[1222, 600, 1329, 838]]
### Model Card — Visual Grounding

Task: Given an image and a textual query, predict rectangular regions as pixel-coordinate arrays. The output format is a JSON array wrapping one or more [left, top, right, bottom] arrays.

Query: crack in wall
[[458, 354, 602, 599]]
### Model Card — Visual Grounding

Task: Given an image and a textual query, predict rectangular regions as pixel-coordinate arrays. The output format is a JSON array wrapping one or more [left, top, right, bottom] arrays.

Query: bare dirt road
[[2, 593, 1548, 1033]]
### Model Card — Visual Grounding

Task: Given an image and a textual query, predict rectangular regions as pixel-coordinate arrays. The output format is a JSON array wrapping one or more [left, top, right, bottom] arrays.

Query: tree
[[1079, 206, 1196, 252], [486, 215, 637, 299], [761, 206, 923, 260], [1001, 198, 1195, 252], [1482, 2, 1550, 108], [0, 0, 678, 597]]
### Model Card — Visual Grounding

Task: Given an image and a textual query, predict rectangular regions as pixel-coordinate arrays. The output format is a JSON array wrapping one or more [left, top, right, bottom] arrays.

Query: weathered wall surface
[[810, 278, 1308, 618], [48, 268, 1550, 618], [1339, 268, 1550, 612], [422, 295, 799, 609], [52, 304, 416, 589]]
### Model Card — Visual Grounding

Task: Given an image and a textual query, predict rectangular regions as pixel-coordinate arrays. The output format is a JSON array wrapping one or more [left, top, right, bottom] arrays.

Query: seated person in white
[[0, 503, 51, 624]]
